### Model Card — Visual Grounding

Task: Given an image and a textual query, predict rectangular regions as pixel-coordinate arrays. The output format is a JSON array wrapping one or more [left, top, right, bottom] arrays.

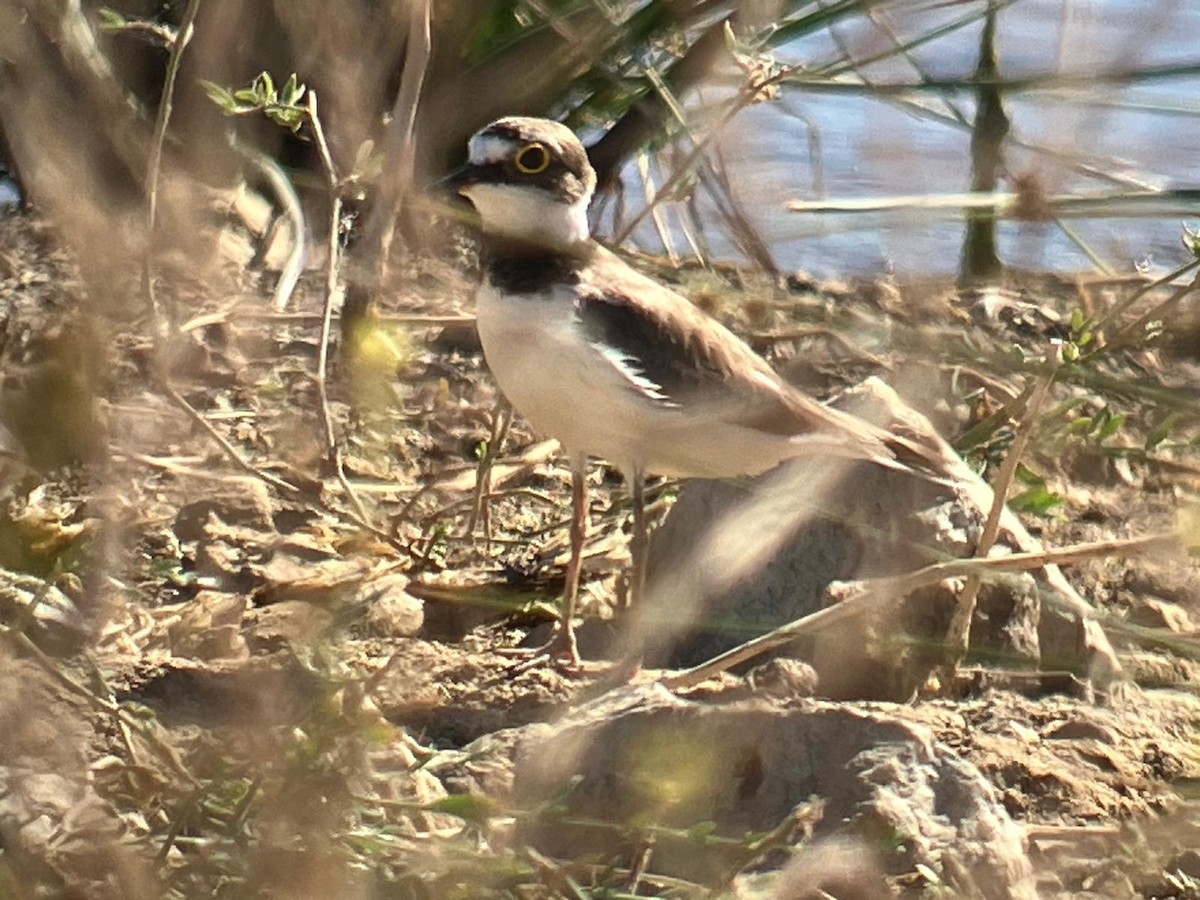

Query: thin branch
[[944, 346, 1059, 672], [357, 0, 432, 283], [159, 379, 302, 497], [662, 530, 1180, 691], [231, 142, 307, 312], [105, 19, 177, 48], [611, 59, 808, 247], [1093, 257, 1200, 333], [465, 400, 512, 541], [587, 16, 732, 188], [782, 61, 1200, 97], [141, 0, 202, 334], [785, 189, 1200, 218], [1052, 216, 1114, 276], [1103, 269, 1200, 353], [307, 91, 371, 527]]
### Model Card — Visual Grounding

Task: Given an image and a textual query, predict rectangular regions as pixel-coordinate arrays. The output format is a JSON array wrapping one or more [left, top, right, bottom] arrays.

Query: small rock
[[193, 539, 252, 590], [356, 573, 424, 638], [245, 600, 334, 652], [483, 690, 1036, 898], [1128, 597, 1195, 633], [747, 658, 818, 699], [737, 836, 885, 900], [1045, 718, 1118, 744], [172, 624, 248, 661], [173, 480, 273, 542], [1006, 721, 1041, 743], [1167, 849, 1200, 879], [1082, 868, 1135, 897], [169, 591, 249, 661]]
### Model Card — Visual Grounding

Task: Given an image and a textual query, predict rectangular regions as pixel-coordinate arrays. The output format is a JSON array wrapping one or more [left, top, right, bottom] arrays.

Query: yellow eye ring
[[514, 142, 551, 174]]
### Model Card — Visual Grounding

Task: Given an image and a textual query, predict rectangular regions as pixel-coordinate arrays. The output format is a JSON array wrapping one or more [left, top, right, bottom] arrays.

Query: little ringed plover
[[448, 116, 933, 666]]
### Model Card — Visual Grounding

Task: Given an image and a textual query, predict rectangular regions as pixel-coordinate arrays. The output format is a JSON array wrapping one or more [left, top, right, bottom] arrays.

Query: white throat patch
[[463, 182, 590, 246]]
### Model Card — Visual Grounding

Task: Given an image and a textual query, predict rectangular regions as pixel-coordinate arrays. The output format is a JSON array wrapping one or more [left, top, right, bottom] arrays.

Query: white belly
[[475, 282, 802, 478], [476, 281, 644, 466]]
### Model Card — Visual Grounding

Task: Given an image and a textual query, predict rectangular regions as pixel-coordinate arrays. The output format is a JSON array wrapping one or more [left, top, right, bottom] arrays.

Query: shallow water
[[622, 0, 1200, 279]]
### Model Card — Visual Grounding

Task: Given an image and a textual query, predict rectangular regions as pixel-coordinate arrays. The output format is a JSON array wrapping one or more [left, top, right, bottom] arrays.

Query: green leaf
[[687, 820, 718, 845], [255, 71, 276, 101], [281, 73, 302, 105], [200, 80, 237, 111], [1146, 414, 1181, 451], [425, 793, 495, 822], [1013, 463, 1045, 487], [1010, 486, 1065, 516], [1068, 309, 1095, 347], [1183, 223, 1200, 259], [97, 8, 128, 30], [267, 107, 305, 132], [1096, 411, 1126, 441]]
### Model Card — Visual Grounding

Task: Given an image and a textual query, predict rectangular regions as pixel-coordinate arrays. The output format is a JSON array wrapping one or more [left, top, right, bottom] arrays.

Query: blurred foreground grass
[[0, 1, 1198, 898]]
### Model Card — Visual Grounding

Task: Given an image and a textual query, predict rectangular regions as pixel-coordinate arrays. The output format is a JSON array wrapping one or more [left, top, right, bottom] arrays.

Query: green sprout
[[202, 71, 309, 132]]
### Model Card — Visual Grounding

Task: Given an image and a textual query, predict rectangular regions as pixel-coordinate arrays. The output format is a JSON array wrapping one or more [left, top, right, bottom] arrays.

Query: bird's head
[[446, 117, 597, 248]]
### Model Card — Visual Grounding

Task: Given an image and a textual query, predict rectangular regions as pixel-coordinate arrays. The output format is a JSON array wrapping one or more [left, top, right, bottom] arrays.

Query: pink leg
[[548, 452, 587, 666]]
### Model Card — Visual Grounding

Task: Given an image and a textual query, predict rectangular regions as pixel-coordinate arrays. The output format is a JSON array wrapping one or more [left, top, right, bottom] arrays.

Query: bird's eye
[[514, 143, 551, 174]]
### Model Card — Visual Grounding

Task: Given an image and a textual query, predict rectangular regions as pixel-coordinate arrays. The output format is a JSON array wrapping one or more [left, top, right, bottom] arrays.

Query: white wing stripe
[[591, 341, 680, 406]]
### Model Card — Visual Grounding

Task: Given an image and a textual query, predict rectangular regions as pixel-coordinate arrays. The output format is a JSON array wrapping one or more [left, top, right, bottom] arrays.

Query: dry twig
[[141, 0, 203, 334], [306, 90, 373, 528], [662, 530, 1180, 691], [465, 400, 513, 541], [944, 346, 1059, 673]]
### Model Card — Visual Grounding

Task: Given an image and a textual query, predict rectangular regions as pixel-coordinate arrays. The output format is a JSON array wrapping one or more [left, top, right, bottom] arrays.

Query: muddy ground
[[1, 208, 1200, 898]]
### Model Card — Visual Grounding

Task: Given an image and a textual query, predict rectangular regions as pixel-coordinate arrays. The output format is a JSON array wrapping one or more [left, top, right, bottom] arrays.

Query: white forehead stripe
[[468, 134, 516, 165]]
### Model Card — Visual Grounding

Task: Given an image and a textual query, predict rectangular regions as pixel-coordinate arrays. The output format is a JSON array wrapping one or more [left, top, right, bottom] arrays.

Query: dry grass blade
[[662, 530, 1180, 691], [1102, 269, 1200, 353], [465, 400, 512, 541], [3, 624, 198, 786], [141, 0, 202, 335], [306, 90, 374, 528], [943, 347, 1059, 674], [159, 378, 301, 497], [357, 0, 432, 282], [232, 144, 307, 312]]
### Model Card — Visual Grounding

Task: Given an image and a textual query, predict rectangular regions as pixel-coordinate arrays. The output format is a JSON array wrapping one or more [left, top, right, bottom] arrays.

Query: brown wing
[[574, 277, 797, 433], [577, 248, 907, 462]]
